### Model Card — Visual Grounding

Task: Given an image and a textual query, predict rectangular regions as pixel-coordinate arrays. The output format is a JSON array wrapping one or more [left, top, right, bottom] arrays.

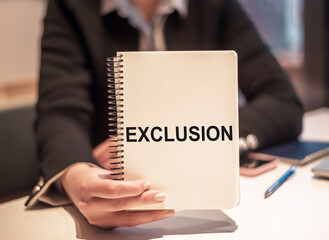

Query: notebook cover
[[259, 140, 329, 165], [114, 51, 240, 209]]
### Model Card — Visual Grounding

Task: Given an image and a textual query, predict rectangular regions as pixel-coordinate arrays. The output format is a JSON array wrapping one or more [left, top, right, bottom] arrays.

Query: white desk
[[1, 108, 329, 240]]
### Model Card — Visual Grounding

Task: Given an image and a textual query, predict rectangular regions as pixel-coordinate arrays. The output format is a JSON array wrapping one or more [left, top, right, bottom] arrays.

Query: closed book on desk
[[252, 140, 329, 166], [107, 51, 239, 209]]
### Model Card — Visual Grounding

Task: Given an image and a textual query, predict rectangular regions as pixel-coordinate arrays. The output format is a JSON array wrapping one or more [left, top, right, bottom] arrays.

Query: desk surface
[[1, 108, 329, 240]]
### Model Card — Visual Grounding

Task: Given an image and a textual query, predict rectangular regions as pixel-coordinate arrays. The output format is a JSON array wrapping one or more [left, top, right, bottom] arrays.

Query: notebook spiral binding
[[304, 147, 329, 163], [107, 54, 124, 180]]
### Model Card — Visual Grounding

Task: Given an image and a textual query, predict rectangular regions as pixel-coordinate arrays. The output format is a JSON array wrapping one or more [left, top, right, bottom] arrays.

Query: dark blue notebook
[[259, 140, 329, 165]]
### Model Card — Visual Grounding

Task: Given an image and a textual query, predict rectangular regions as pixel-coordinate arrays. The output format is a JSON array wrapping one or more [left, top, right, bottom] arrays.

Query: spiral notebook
[[107, 51, 239, 209]]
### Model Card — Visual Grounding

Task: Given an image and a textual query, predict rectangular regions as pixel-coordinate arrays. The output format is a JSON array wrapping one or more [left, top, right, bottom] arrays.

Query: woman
[[26, 0, 303, 228]]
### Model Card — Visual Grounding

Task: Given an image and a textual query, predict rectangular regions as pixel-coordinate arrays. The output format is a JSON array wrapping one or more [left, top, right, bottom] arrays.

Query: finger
[[92, 138, 109, 159], [94, 210, 175, 228], [98, 151, 111, 170], [80, 178, 151, 200], [82, 190, 166, 213], [92, 138, 119, 169], [92, 140, 110, 168]]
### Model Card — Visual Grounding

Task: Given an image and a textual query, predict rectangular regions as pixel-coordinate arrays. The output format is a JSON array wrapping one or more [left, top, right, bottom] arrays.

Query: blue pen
[[264, 164, 297, 198]]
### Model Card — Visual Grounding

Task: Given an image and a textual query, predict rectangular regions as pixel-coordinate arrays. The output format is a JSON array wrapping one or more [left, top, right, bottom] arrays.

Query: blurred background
[[0, 0, 328, 111], [239, 0, 328, 111], [0, 0, 328, 202]]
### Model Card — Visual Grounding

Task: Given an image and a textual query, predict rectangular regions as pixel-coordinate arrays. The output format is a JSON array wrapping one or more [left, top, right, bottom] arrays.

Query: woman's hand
[[61, 163, 174, 228], [61, 137, 174, 228]]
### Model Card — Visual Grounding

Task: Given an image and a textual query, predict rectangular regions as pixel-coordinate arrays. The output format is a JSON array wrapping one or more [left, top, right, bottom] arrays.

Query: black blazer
[[28, 0, 303, 205]]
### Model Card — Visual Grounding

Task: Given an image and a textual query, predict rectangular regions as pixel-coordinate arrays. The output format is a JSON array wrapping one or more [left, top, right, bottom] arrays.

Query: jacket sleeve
[[221, 0, 303, 149], [26, 0, 99, 207]]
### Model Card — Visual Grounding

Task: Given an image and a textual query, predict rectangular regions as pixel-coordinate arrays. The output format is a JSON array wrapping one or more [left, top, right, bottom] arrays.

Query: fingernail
[[154, 193, 166, 202], [165, 210, 175, 218], [144, 181, 151, 190]]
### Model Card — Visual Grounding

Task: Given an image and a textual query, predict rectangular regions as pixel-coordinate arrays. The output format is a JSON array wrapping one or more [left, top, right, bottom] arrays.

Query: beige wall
[[0, 0, 47, 84]]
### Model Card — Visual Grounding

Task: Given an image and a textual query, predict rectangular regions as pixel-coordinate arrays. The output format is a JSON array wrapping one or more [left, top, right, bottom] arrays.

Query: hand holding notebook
[[107, 51, 240, 210]]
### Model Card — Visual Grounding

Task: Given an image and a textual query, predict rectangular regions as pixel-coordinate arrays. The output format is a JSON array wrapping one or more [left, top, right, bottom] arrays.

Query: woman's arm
[[28, 0, 175, 227], [221, 0, 303, 149], [36, 0, 97, 180]]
